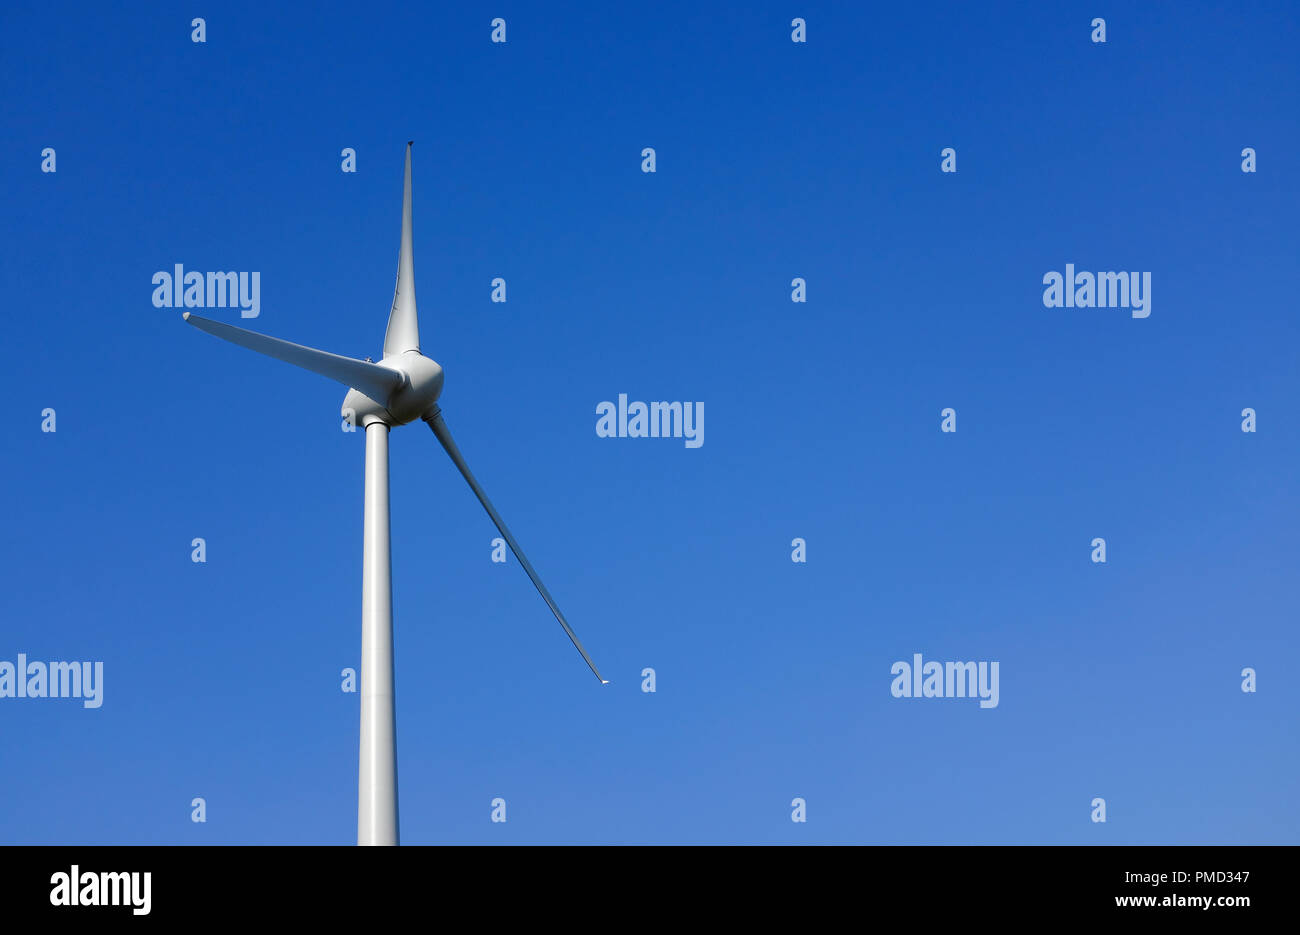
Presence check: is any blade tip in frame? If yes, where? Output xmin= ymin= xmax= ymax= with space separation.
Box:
xmin=182 ymin=311 xmax=191 ymax=321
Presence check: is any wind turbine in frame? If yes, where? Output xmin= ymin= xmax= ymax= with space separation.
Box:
xmin=183 ymin=142 xmax=607 ymax=846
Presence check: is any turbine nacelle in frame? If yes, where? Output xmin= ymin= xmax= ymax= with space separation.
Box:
xmin=342 ymin=350 xmax=444 ymax=427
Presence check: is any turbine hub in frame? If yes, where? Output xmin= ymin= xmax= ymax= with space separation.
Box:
xmin=341 ymin=350 xmax=443 ymax=427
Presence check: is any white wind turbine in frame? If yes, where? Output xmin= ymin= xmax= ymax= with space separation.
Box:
xmin=183 ymin=142 xmax=607 ymax=846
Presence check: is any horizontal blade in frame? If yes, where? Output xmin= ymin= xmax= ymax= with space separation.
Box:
xmin=426 ymin=410 xmax=608 ymax=684
xmin=184 ymin=312 xmax=405 ymax=404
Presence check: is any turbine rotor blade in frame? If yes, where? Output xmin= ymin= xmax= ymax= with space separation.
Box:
xmin=184 ymin=312 xmax=405 ymax=404
xmin=383 ymin=142 xmax=420 ymax=357
xmin=425 ymin=409 xmax=607 ymax=684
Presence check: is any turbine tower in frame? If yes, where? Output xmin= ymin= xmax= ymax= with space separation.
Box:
xmin=184 ymin=142 xmax=607 ymax=846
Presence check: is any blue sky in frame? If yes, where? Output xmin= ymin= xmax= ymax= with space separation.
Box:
xmin=1 ymin=1 xmax=1297 ymax=844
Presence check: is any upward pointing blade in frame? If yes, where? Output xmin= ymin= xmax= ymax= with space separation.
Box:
xmin=383 ymin=142 xmax=420 ymax=357
xmin=424 ymin=409 xmax=608 ymax=684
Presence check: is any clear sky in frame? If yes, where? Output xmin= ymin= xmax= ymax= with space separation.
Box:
xmin=1 ymin=1 xmax=1297 ymax=844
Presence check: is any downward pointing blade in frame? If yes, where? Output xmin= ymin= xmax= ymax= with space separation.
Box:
xmin=183 ymin=312 xmax=405 ymax=404
xmin=425 ymin=410 xmax=608 ymax=684
xmin=383 ymin=142 xmax=420 ymax=357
